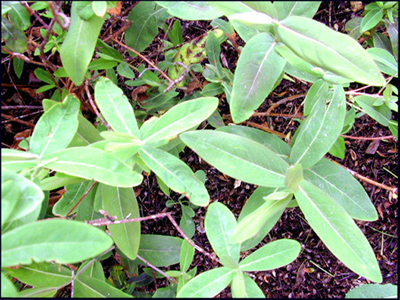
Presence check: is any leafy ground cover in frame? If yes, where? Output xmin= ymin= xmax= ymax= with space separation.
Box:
xmin=1 ymin=1 xmax=397 ymax=298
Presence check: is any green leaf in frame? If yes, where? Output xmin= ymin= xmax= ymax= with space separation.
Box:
xmin=277 ymin=16 xmax=385 ymax=86
xmin=177 ymin=267 xmax=235 ymax=298
xmin=1 ymin=272 xmax=19 ymax=297
xmin=294 ymin=180 xmax=382 ymax=283
xmin=285 ymin=164 xmax=304 ymax=192
xmin=360 ymin=9 xmax=383 ymax=33
xmin=125 ymin=2 xmax=170 ymax=55
xmin=139 ymin=146 xmax=209 ymax=206
xmin=303 ymin=79 xmax=329 ymax=116
xmin=1 ymin=219 xmax=113 ymax=267
xmin=4 ymin=262 xmax=71 ymax=288
xmin=68 ymin=113 xmax=104 ymax=147
xmin=239 ymin=239 xmax=301 ymax=271
xmin=1 ymin=149 xmax=39 ymax=172
xmin=238 ymin=187 xmax=285 ymax=251
xmin=231 ymin=194 xmax=292 ymax=244
xmin=34 ymin=68 xmax=54 ymax=85
xmin=366 ymin=48 xmax=398 ymax=76
xmin=180 ymin=240 xmax=195 ymax=273
xmin=1 ymin=169 xmax=44 ymax=226
xmin=138 ymin=234 xmax=183 ymax=267
xmin=181 ymin=130 xmax=289 ymax=187
xmin=388 ymin=120 xmax=398 ymax=139
xmin=168 ymin=19 xmax=183 ymax=46
xmin=42 ymin=147 xmax=143 ymax=187
xmin=1 ymin=16 xmax=27 ymax=53
xmin=345 ymin=283 xmax=398 ymax=298
xmin=230 ymin=33 xmax=285 ymax=123
xmin=231 ymin=270 xmax=246 ymax=298
xmin=385 ymin=18 xmax=398 ymax=60
xmin=208 ymin=2 xmax=255 ymax=17
xmin=74 ymin=274 xmax=132 ymax=297
xmin=141 ymin=97 xmax=218 ymax=146
xmin=60 ymin=2 xmax=105 ymax=86
xmin=274 ymin=1 xmax=321 ymax=20
xmin=95 ymin=77 xmax=140 ymax=138
xmin=156 ymin=1 xmax=222 ymax=20
xmin=329 ymin=136 xmax=346 ymax=159
xmin=117 ymin=61 xmax=135 ymax=78
xmin=12 ymin=56 xmax=24 ymax=78
xmin=88 ymin=58 xmax=119 ymax=70
xmin=92 ymin=1 xmax=107 ymax=17
xmin=304 ymin=158 xmax=378 ymax=221
xmin=205 ymin=202 xmax=241 ymax=263
xmin=290 ymin=85 xmax=346 ymax=169
xmin=355 ymin=95 xmax=391 ymax=126
xmin=101 ymin=185 xmax=141 ymax=260
xmin=52 ymin=180 xmax=96 ymax=217
xmin=206 ymin=31 xmax=223 ymax=74
xmin=7 ymin=2 xmax=31 ymax=30
xmin=29 ymin=95 xmax=80 ymax=157
xmin=18 ymin=287 xmax=58 ymax=298
xmin=345 ymin=17 xmax=363 ymax=40
xmin=242 ymin=273 xmax=265 ymax=298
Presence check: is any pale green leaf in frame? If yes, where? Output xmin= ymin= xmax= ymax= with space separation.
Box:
xmin=92 ymin=1 xmax=107 ymax=17
xmin=285 ymin=164 xmax=304 ymax=192
xmin=294 ymin=181 xmax=382 ymax=282
xmin=304 ymin=158 xmax=378 ymax=221
xmin=139 ymin=146 xmax=209 ymax=206
xmin=355 ymin=95 xmax=391 ymax=126
xmin=277 ymin=16 xmax=385 ymax=86
xmin=360 ymin=9 xmax=383 ymax=33
xmin=388 ymin=120 xmax=397 ymax=139
xmin=101 ymin=185 xmax=141 ymax=260
xmin=1 ymin=219 xmax=113 ymax=267
xmin=242 ymin=273 xmax=265 ymax=298
xmin=42 ymin=147 xmax=143 ymax=187
xmin=29 ymin=95 xmax=80 ymax=157
xmin=346 ymin=283 xmax=398 ymax=298
xmin=239 ymin=239 xmax=301 ymax=271
xmin=274 ymin=1 xmax=321 ymax=20
xmin=290 ymin=85 xmax=346 ymax=169
xmin=60 ymin=2 xmax=105 ymax=86
xmin=1 ymin=272 xmax=19 ymax=298
xmin=208 ymin=1 xmax=255 ymax=17
xmin=230 ymin=33 xmax=285 ymax=123
xmin=303 ymin=79 xmax=329 ymax=116
xmin=68 ymin=113 xmax=104 ymax=147
xmin=177 ymin=267 xmax=235 ymax=298
xmin=181 ymin=130 xmax=289 ymax=187
xmin=180 ymin=240 xmax=195 ymax=273
xmin=205 ymin=202 xmax=240 ymax=263
xmin=141 ymin=97 xmax=218 ymax=146
xmin=18 ymin=287 xmax=58 ymax=298
xmin=156 ymin=1 xmax=222 ymax=20
xmin=231 ymin=270 xmax=246 ymax=298
xmin=4 ymin=262 xmax=71 ymax=288
xmin=138 ymin=234 xmax=183 ymax=267
xmin=1 ymin=149 xmax=39 ymax=172
xmin=385 ymin=18 xmax=398 ymax=60
xmin=116 ymin=61 xmax=135 ymax=78
xmin=7 ymin=2 xmax=31 ymax=30
xmin=95 ymin=77 xmax=140 ymax=138
xmin=366 ymin=48 xmax=398 ymax=76
xmin=74 ymin=275 xmax=132 ymax=297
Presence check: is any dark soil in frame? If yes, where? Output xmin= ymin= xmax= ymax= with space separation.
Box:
xmin=1 ymin=1 xmax=397 ymax=298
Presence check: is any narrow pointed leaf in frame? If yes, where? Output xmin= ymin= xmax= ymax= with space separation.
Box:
xmin=139 ymin=146 xmax=209 ymax=206
xmin=177 ymin=267 xmax=235 ymax=298
xmin=2 ymin=219 xmax=113 ymax=267
xmin=18 ymin=287 xmax=58 ymax=298
xmin=205 ymin=202 xmax=240 ymax=263
xmin=141 ymin=97 xmax=218 ymax=146
xmin=60 ymin=2 xmax=105 ymax=86
xmin=355 ymin=95 xmax=391 ymax=126
xmin=304 ymin=158 xmax=378 ymax=221
xmin=180 ymin=240 xmax=195 ymax=273
xmin=101 ymin=185 xmax=141 ymax=260
xmin=294 ymin=181 xmax=382 ymax=282
xmin=239 ymin=239 xmax=301 ymax=271
xmin=231 ymin=270 xmax=246 ymax=298
xmin=303 ymin=79 xmax=329 ymax=116
xmin=94 ymin=77 xmax=140 ymax=138
xmin=42 ymin=147 xmax=143 ymax=187
xmin=181 ymin=130 xmax=289 ymax=187
xmin=290 ymin=85 xmax=346 ymax=169
xmin=277 ymin=16 xmax=385 ymax=86
xmin=29 ymin=95 xmax=80 ymax=157
xmin=230 ymin=33 xmax=285 ymax=123
xmin=4 ymin=262 xmax=71 ymax=288
xmin=74 ymin=275 xmax=132 ymax=297
xmin=360 ymin=9 xmax=383 ymax=33
xmin=242 ymin=274 xmax=265 ymax=298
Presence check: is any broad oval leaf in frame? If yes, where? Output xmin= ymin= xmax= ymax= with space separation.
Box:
xmin=155 ymin=1 xmax=222 ymax=20
xmin=94 ymin=77 xmax=140 ymax=138
xmin=230 ymin=33 xmax=286 ymax=123
xmin=139 ymin=146 xmax=210 ymax=206
xmin=366 ymin=48 xmax=398 ymax=76
xmin=274 ymin=1 xmax=321 ymax=20
xmin=177 ymin=267 xmax=235 ymax=298
xmin=138 ymin=234 xmax=183 ymax=267
xmin=42 ymin=147 xmax=143 ymax=187
xmin=239 ymin=239 xmax=301 ymax=271
xmin=346 ymin=283 xmax=398 ymax=298
xmin=29 ymin=95 xmax=80 ymax=158
xmin=304 ymin=158 xmax=378 ymax=221
xmin=294 ymin=180 xmax=382 ymax=283
xmin=205 ymin=202 xmax=241 ymax=263
xmin=290 ymin=85 xmax=346 ymax=169
xmin=277 ymin=16 xmax=385 ymax=86
xmin=101 ymin=185 xmax=141 ymax=260
xmin=74 ymin=274 xmax=132 ymax=297
xmin=141 ymin=97 xmax=219 ymax=146
xmin=4 ymin=262 xmax=71 ymax=288
xmin=180 ymin=130 xmax=289 ymax=187
xmin=60 ymin=2 xmax=105 ymax=86
xmin=1 ymin=219 xmax=113 ymax=267
xmin=2 ymin=169 xmax=44 ymax=226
